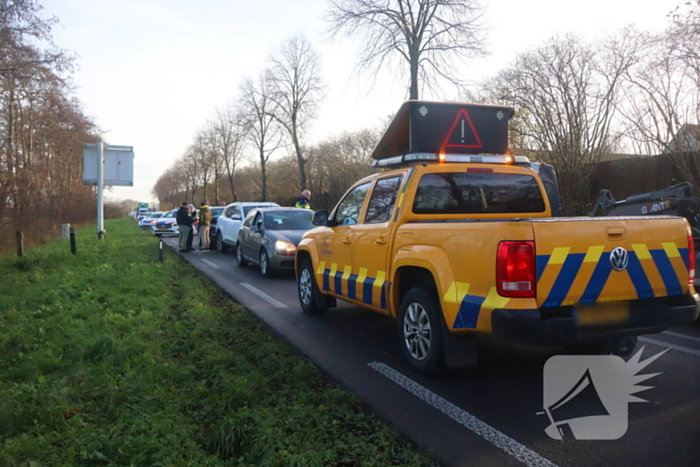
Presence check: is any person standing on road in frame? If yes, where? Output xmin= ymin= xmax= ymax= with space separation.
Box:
xmin=186 ymin=203 xmax=197 ymax=251
xmin=295 ymin=189 xmax=311 ymax=209
xmin=176 ymin=203 xmax=193 ymax=252
xmin=198 ymin=201 xmax=212 ymax=250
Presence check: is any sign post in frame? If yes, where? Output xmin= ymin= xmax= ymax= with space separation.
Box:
xmin=97 ymin=142 xmax=105 ymax=239
xmin=83 ymin=143 xmax=134 ymax=240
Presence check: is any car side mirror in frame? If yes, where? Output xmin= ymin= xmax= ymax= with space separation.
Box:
xmin=312 ymin=210 xmax=329 ymax=226
xmin=231 ymin=215 xmax=241 ymax=221
xmin=251 ymin=225 xmax=260 ymax=233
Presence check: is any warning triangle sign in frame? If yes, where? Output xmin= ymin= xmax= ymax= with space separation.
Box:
xmin=442 ymin=109 xmax=483 ymax=149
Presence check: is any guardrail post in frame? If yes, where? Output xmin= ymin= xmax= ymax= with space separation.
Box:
xmin=16 ymin=231 xmax=23 ymax=257
xmin=69 ymin=228 xmax=77 ymax=255
xmin=159 ymin=239 xmax=164 ymax=262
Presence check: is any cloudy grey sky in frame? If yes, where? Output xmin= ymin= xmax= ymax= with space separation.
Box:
xmin=43 ymin=0 xmax=681 ymax=203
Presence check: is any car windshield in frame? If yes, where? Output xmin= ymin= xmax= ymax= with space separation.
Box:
xmin=211 ymin=207 xmax=224 ymax=217
xmin=164 ymin=210 xmax=177 ymax=218
xmin=264 ymin=211 xmax=314 ymax=231
xmin=148 ymin=213 xmax=163 ymax=219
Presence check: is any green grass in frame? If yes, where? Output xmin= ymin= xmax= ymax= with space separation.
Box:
xmin=0 ymin=218 xmax=438 ymax=467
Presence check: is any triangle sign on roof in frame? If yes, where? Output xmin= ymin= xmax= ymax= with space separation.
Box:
xmin=442 ymin=108 xmax=483 ymax=149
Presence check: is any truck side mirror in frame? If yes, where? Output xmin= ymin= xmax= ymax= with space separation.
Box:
xmin=312 ymin=210 xmax=329 ymax=226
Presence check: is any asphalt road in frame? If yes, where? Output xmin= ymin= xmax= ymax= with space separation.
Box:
xmin=162 ymin=237 xmax=700 ymax=467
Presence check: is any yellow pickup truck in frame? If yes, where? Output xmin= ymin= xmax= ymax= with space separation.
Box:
xmin=295 ymin=101 xmax=699 ymax=373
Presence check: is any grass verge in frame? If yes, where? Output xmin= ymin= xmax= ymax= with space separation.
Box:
xmin=0 ymin=217 xmax=438 ymax=466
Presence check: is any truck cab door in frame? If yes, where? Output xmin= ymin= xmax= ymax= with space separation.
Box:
xmin=317 ymin=182 xmax=371 ymax=298
xmin=352 ymin=175 xmax=404 ymax=314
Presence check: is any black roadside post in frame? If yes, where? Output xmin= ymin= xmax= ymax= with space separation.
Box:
xmin=69 ymin=228 xmax=77 ymax=255
xmin=16 ymin=231 xmax=24 ymax=257
xmin=158 ymin=238 xmax=163 ymax=262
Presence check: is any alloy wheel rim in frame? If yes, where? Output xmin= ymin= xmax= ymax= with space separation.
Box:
xmin=236 ymin=245 xmax=242 ymax=262
xmin=403 ymin=302 xmax=431 ymax=361
xmin=299 ymin=269 xmax=312 ymax=305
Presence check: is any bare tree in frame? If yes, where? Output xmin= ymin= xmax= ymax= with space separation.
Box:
xmin=212 ymin=102 xmax=247 ymax=203
xmin=240 ymin=72 xmax=284 ymax=201
xmin=484 ymin=34 xmax=639 ymax=215
xmin=327 ymin=0 xmax=487 ymax=99
xmin=268 ymin=34 xmax=324 ymax=191
xmin=616 ymin=8 xmax=700 ymax=189
xmin=0 ymin=0 xmax=97 ymax=249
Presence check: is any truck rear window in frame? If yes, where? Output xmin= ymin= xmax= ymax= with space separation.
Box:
xmin=412 ymin=172 xmax=546 ymax=214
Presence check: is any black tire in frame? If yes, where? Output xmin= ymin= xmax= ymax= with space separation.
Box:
xmin=260 ymin=249 xmax=273 ymax=278
xmin=236 ymin=242 xmax=248 ymax=267
xmin=217 ymin=232 xmax=228 ymax=253
xmin=398 ymin=287 xmax=445 ymax=374
xmin=298 ymin=259 xmax=327 ymax=314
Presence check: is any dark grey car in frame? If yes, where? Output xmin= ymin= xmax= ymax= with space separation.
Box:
xmin=235 ymin=208 xmax=314 ymax=278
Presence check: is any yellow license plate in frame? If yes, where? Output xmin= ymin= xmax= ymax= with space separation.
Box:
xmin=575 ymin=302 xmax=630 ymax=326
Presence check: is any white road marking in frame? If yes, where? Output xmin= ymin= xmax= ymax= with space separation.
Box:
xmin=368 ymin=362 xmax=559 ymax=467
xmin=639 ymin=337 xmax=700 ymax=357
xmin=662 ymin=330 xmax=700 ymax=343
xmin=240 ymin=283 xmax=288 ymax=309
xmin=201 ymin=259 xmax=221 ymax=270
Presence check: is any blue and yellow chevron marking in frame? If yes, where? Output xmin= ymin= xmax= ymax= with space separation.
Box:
xmin=446 ymin=284 xmax=511 ymax=329
xmin=319 ymin=265 xmax=388 ymax=310
xmin=537 ymin=243 xmax=688 ymax=307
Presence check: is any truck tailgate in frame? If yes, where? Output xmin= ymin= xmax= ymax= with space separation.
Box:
xmin=533 ymin=216 xmax=692 ymax=308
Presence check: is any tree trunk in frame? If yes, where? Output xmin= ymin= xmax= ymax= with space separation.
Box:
xmin=409 ymin=52 xmax=419 ymax=100
xmin=293 ymin=131 xmax=306 ymax=190
xmin=260 ymin=146 xmax=267 ymax=201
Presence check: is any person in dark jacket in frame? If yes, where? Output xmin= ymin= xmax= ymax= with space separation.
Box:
xmin=198 ymin=201 xmax=213 ymax=250
xmin=295 ymin=189 xmax=311 ymax=209
xmin=176 ymin=203 xmax=193 ymax=252
xmin=186 ymin=204 xmax=197 ymax=251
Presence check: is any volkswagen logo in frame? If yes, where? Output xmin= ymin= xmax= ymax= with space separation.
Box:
xmin=610 ymin=247 xmax=629 ymax=271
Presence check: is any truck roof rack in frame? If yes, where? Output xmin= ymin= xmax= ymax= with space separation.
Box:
xmin=372 ymin=152 xmax=530 ymax=167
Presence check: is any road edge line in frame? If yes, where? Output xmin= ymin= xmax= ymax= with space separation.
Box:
xmin=368 ymin=362 xmax=559 ymax=467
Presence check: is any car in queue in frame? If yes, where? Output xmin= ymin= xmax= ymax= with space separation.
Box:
xmin=138 ymin=211 xmax=164 ymax=230
xmin=207 ymin=206 xmax=226 ymax=246
xmin=236 ymin=207 xmax=315 ymax=278
xmin=215 ymin=201 xmax=280 ymax=252
xmin=151 ymin=209 xmax=179 ymax=237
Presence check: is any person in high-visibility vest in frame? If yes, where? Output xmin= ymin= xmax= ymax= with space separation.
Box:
xmin=295 ymin=189 xmax=311 ymax=209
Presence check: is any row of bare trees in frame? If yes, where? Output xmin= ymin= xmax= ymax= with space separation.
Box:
xmin=471 ymin=1 xmax=700 ymax=214
xmin=153 ymin=34 xmax=332 ymax=207
xmin=155 ymin=1 xmax=700 ymax=216
xmin=0 ymin=0 xmax=98 ymax=250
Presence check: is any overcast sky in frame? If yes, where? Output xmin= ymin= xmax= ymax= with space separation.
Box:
xmin=42 ymin=0 xmax=682 ymax=204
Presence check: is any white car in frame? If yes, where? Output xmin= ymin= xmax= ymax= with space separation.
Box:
xmin=138 ymin=211 xmax=164 ymax=230
xmin=215 ymin=201 xmax=279 ymax=252
xmin=151 ymin=209 xmax=179 ymax=237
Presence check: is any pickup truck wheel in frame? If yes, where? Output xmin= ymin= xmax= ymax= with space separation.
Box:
xmin=260 ymin=249 xmax=273 ymax=278
xmin=398 ymin=287 xmax=445 ymax=374
xmin=298 ymin=259 xmax=327 ymax=314
xmin=236 ymin=242 xmax=248 ymax=267
xmin=216 ymin=232 xmax=228 ymax=253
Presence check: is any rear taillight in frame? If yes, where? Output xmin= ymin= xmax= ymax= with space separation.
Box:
xmin=497 ymin=241 xmax=536 ymax=298
xmin=688 ymin=235 xmax=695 ymax=286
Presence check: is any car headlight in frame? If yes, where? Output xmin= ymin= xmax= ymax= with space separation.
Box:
xmin=275 ymin=240 xmax=297 ymax=254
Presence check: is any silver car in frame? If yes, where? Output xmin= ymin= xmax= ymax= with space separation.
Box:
xmin=235 ymin=207 xmax=315 ymax=278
